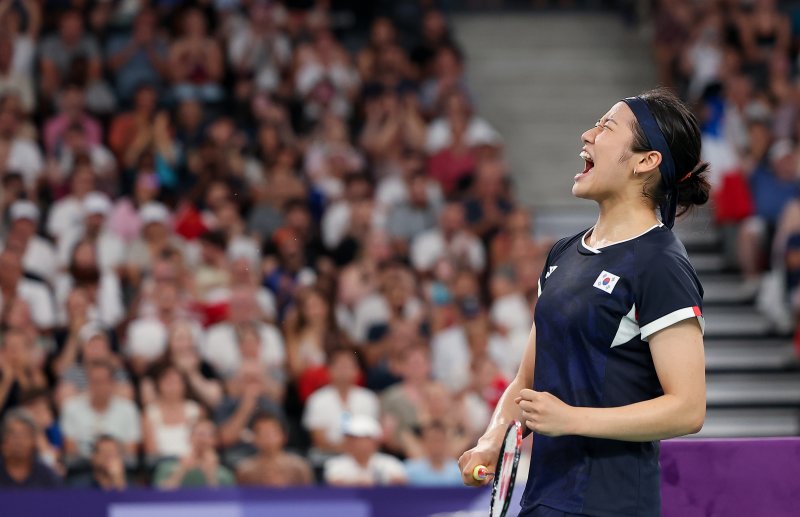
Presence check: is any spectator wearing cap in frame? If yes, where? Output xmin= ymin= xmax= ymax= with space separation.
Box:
xmin=5 ymin=200 xmax=58 ymax=285
xmin=323 ymin=414 xmax=406 ymax=486
xmin=54 ymin=326 xmax=132 ymax=408
xmin=126 ymin=202 xmax=186 ymax=286
xmin=60 ymin=361 xmax=141 ymax=461
xmin=0 ymin=249 xmax=55 ymax=330
xmin=235 ymin=412 xmax=313 ymax=487
xmin=410 ymin=200 xmax=485 ymax=274
xmin=57 ymin=192 xmax=126 ymax=273
xmin=0 ymin=409 xmax=61 ymax=489
xmin=153 ymin=417 xmax=234 ymax=489
xmin=54 ymin=238 xmax=124 ymax=329
xmin=404 ymin=421 xmax=462 ymax=486
xmin=46 ymin=163 xmax=97 ymax=243
xmin=302 ymin=347 xmax=379 ymax=465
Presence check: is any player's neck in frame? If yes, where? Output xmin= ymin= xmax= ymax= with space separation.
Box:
xmin=591 ymin=202 xmax=660 ymax=248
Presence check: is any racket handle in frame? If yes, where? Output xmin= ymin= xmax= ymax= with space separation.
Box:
xmin=472 ymin=465 xmax=489 ymax=481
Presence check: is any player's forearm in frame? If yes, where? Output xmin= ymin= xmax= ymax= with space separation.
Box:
xmin=571 ymin=393 xmax=705 ymax=441
xmin=479 ymin=376 xmax=526 ymax=448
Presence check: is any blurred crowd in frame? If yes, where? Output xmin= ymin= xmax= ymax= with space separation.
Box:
xmin=655 ymin=0 xmax=800 ymax=340
xmin=0 ymin=0 xmax=551 ymax=490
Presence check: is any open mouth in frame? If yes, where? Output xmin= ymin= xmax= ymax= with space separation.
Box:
xmin=577 ymin=151 xmax=594 ymax=177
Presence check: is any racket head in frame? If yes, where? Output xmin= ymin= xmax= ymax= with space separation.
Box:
xmin=489 ymin=420 xmax=523 ymax=517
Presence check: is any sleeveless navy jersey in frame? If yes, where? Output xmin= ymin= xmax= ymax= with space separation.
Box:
xmin=521 ymin=225 xmax=704 ymax=517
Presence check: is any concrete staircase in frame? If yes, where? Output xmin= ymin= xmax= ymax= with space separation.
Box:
xmin=454 ymin=11 xmax=800 ymax=438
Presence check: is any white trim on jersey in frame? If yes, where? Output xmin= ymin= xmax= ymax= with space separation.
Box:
xmin=581 ymin=223 xmax=664 ymax=254
xmin=640 ymin=306 xmax=705 ymax=341
xmin=610 ymin=305 xmax=640 ymax=348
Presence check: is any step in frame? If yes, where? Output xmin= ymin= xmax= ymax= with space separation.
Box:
xmin=700 ymin=274 xmax=759 ymax=305
xmin=704 ymin=339 xmax=798 ymax=371
xmin=706 ymin=372 xmax=800 ymax=406
xmin=702 ymin=307 xmax=774 ymax=338
xmin=690 ymin=252 xmax=727 ymax=274
xmin=694 ymin=408 xmax=800 ymax=438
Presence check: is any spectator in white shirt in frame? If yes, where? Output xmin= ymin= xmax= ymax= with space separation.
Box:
xmin=57 ymin=191 xmax=126 ymax=273
xmin=323 ymin=414 xmax=406 ymax=486
xmin=302 ymin=347 xmax=379 ymax=462
xmin=0 ymin=95 xmax=43 ymax=189
xmin=61 ymin=361 xmax=141 ymax=460
xmin=5 ymin=200 xmax=58 ymax=285
xmin=0 ymin=249 xmax=55 ymax=330
xmin=411 ymin=200 xmax=485 ymax=273
xmin=46 ymin=163 xmax=96 ymax=242
xmin=202 ymin=286 xmax=284 ymax=378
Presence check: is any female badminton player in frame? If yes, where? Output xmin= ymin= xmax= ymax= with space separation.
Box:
xmin=459 ymin=88 xmax=708 ymax=517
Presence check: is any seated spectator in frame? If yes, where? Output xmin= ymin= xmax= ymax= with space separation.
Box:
xmin=153 ymin=417 xmax=235 ymax=489
xmin=142 ymin=363 xmax=202 ymax=462
xmin=284 ymin=287 xmax=334 ymax=381
xmin=302 ymin=347 xmax=380 ymax=463
xmin=0 ymin=409 xmax=61 ymax=489
xmin=125 ymin=202 xmax=185 ymax=286
xmin=462 ymin=158 xmax=514 ymax=241
xmin=46 ymin=163 xmax=97 ymax=244
xmin=0 ymin=95 xmax=43 ymax=190
xmin=404 ymin=422 xmax=462 ymax=486
xmin=18 ymin=388 xmax=62 ymax=473
xmin=323 ymin=414 xmax=406 ymax=486
xmin=215 ymin=361 xmax=285 ymax=466
xmin=386 ymin=173 xmax=439 ymax=248
xmin=55 ymin=238 xmax=124 ymax=330
xmin=107 ymin=169 xmax=162 ymax=244
xmin=54 ymin=123 xmax=116 ymax=183
xmin=69 ymin=435 xmax=128 ymax=490
xmin=0 ymin=0 xmax=39 ymax=112
xmin=148 ymin=321 xmax=222 ymax=409
xmin=235 ymin=412 xmax=313 ymax=487
xmin=57 ymin=192 xmax=126 ymax=273
xmin=60 ymin=361 xmax=141 ymax=460
xmin=43 ymin=83 xmax=102 ymax=157
xmin=38 ymin=10 xmax=114 ymax=113
xmin=5 ymin=200 xmax=58 ymax=286
xmin=0 ymin=329 xmax=47 ymax=414
xmin=202 ymin=286 xmax=285 ymax=378
xmin=411 ymin=200 xmax=485 ymax=274
xmin=167 ymin=7 xmax=224 ymax=104
xmin=105 ymin=9 xmax=168 ymax=103
xmin=376 ymin=149 xmax=443 ymax=214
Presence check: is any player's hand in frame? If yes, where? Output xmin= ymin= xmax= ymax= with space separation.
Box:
xmin=515 ymin=389 xmax=576 ymax=437
xmin=458 ymin=442 xmax=499 ymax=487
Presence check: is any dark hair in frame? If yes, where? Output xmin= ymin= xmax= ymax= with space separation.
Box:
xmin=628 ymin=88 xmax=711 ymax=218
xmin=91 ymin=434 xmax=121 ymax=454
xmin=1 ymin=408 xmax=38 ymax=440
xmin=250 ymin=411 xmax=287 ymax=435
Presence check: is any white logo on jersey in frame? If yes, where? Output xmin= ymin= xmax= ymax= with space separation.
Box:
xmin=545 ymin=266 xmax=558 ymax=278
xmin=593 ymin=270 xmax=620 ymax=294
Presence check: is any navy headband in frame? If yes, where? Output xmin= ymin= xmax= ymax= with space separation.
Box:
xmin=622 ymin=96 xmax=679 ymax=229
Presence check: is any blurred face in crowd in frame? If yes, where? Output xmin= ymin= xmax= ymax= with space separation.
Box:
xmin=423 ymin=10 xmax=447 ymax=43
xmin=134 ymin=172 xmax=160 ymax=204
xmin=328 ymin=351 xmax=359 ymax=388
xmin=475 ymin=159 xmax=506 ymax=198
xmin=157 ymin=366 xmax=186 ymax=403
xmin=402 ymin=346 xmax=430 ymax=384
xmin=92 ymin=437 xmax=123 ymax=473
xmin=2 ymin=330 xmax=29 ymax=369
xmin=60 ymin=11 xmax=84 ymax=44
xmin=87 ymin=364 xmax=115 ymax=406
xmin=191 ymin=419 xmax=217 ymax=454
xmin=228 ymin=288 xmax=257 ymax=324
xmin=439 ymin=203 xmax=465 ymax=236
xmin=71 ymin=165 xmax=96 ymax=197
xmin=344 ymin=434 xmax=378 ymax=466
xmin=155 ymin=281 xmax=180 ymax=314
xmin=252 ymin=417 xmax=286 ymax=455
xmin=72 ymin=241 xmax=98 ymax=269
xmin=237 ymin=325 xmax=262 ymax=361
xmin=4 ymin=297 xmax=32 ymax=330
xmin=134 ymin=85 xmax=158 ymax=114
xmin=183 ymin=9 xmax=208 ymax=39
xmin=1 ymin=417 xmax=35 ymax=463
xmin=301 ymin=289 xmax=328 ymax=323
xmin=408 ymin=175 xmax=429 ymax=207
xmin=771 ymin=146 xmax=799 ymax=181
xmin=61 ymin=87 xmax=86 ymax=117
xmin=82 ymin=334 xmax=112 ymax=364
xmin=505 ymin=209 xmax=531 ymax=235
xmin=421 ymin=424 xmax=449 ymax=464
xmin=370 ymin=17 xmax=395 ymax=48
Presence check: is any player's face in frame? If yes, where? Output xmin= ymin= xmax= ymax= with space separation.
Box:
xmin=573 ymin=102 xmax=639 ymax=202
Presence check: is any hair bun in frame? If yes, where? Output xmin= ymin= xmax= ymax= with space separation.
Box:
xmin=676 ymin=161 xmax=711 ymax=212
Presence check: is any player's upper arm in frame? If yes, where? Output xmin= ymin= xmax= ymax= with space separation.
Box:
xmin=514 ymin=323 xmax=536 ymax=388
xmin=648 ymin=318 xmax=706 ymax=430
